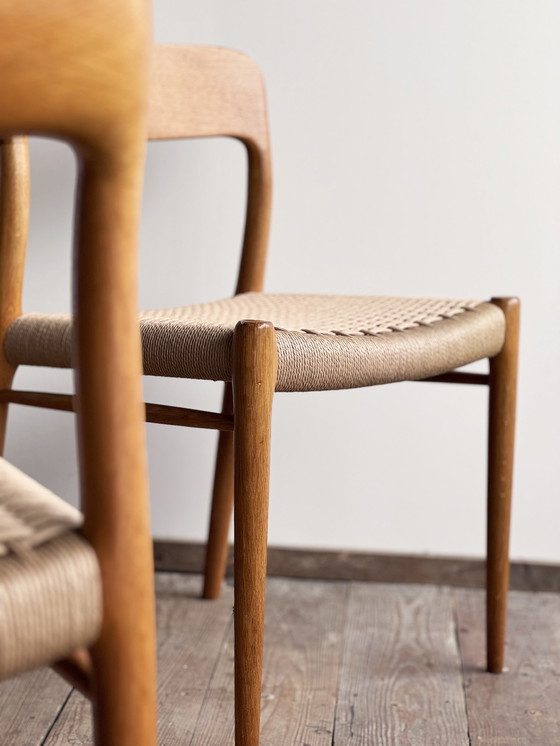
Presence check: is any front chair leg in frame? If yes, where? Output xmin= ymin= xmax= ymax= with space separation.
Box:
xmin=487 ymin=297 xmax=520 ymax=673
xmin=232 ymin=320 xmax=277 ymax=746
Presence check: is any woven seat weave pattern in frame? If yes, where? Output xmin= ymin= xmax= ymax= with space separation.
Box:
xmin=0 ymin=459 xmax=101 ymax=679
xmin=4 ymin=293 xmax=506 ymax=392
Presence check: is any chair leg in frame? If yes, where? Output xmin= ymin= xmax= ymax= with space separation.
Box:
xmin=203 ymin=383 xmax=234 ymax=599
xmin=0 ymin=366 xmax=15 ymax=456
xmin=232 ymin=320 xmax=277 ymax=746
xmin=487 ymin=297 xmax=520 ymax=673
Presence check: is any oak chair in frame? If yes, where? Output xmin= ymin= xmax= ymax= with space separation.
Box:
xmin=0 ymin=2 xmax=157 ymax=745
xmin=0 ymin=44 xmax=519 ymax=746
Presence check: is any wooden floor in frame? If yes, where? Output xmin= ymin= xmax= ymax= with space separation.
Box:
xmin=2 ymin=573 xmax=560 ymax=745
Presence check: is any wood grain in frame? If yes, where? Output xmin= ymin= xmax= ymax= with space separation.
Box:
xmin=203 ymin=383 xmax=235 ymax=599
xmin=335 ymin=583 xmax=469 ymax=746
xmin=232 ymin=320 xmax=277 ymax=746
xmin=455 ymin=588 xmax=560 ymax=745
xmin=0 ymin=668 xmax=70 ymax=745
xmin=148 ymin=46 xmax=272 ymax=296
xmin=4 ymin=579 xmax=560 ymax=745
xmin=258 ymin=579 xmax=347 ymax=746
xmin=156 ymin=574 xmax=235 ymax=745
xmin=190 ymin=577 xmax=348 ymax=746
xmin=486 ymin=297 xmax=520 ymax=672
xmin=44 ymin=574 xmax=235 ymax=746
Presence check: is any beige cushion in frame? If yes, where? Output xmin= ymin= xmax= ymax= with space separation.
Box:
xmin=4 ymin=293 xmax=505 ymax=392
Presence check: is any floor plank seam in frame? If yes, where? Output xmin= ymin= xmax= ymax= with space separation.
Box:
xmin=39 ymin=685 xmax=74 ymax=746
xmin=330 ymin=581 xmax=352 ymax=746
xmin=187 ymin=603 xmax=234 ymax=746
xmin=452 ymin=591 xmax=473 ymax=746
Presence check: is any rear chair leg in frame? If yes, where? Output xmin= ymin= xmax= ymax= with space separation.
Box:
xmin=0 ymin=366 xmax=15 ymax=456
xmin=232 ymin=320 xmax=277 ymax=746
xmin=203 ymin=383 xmax=234 ymax=599
xmin=487 ymin=297 xmax=520 ymax=673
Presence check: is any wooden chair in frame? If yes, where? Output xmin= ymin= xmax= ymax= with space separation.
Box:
xmin=0 ymin=44 xmax=519 ymax=746
xmin=0 ymin=2 xmax=157 ymax=745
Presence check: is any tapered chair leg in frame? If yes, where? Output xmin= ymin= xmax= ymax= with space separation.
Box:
xmin=203 ymin=383 xmax=234 ymax=599
xmin=76 ymin=164 xmax=157 ymax=746
xmin=486 ymin=297 xmax=520 ymax=673
xmin=232 ymin=320 xmax=277 ymax=746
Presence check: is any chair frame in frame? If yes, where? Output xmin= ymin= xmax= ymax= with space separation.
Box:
xmin=0 ymin=42 xmax=519 ymax=746
xmin=0 ymin=2 xmax=156 ymax=745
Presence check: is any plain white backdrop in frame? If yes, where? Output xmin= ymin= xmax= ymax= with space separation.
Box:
xmin=5 ymin=1 xmax=560 ymax=562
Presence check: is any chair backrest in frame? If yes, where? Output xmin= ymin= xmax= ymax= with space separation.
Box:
xmin=0 ymin=2 xmax=156 ymax=740
xmin=148 ymin=45 xmax=272 ymax=294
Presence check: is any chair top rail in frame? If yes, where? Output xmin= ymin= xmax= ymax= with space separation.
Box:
xmin=148 ymin=45 xmax=269 ymax=152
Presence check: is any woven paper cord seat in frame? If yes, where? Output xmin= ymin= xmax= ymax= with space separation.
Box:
xmin=4 ymin=293 xmax=505 ymax=392
xmin=0 ymin=458 xmax=102 ymax=679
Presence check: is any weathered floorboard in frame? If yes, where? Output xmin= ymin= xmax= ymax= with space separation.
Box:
xmin=3 ymin=578 xmax=560 ymax=745
xmin=455 ymin=588 xmax=560 ymax=745
xmin=334 ymin=583 xmax=469 ymax=746
xmin=44 ymin=573 xmax=234 ymax=746
xmin=190 ymin=577 xmax=348 ymax=746
xmin=0 ymin=668 xmax=70 ymax=745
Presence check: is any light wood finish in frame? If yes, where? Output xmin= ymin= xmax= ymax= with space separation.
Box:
xmin=456 ymin=589 xmax=560 ymax=744
xmin=148 ymin=45 xmax=272 ymax=295
xmin=486 ymin=297 xmax=520 ymax=673
xmin=0 ymin=389 xmax=233 ymax=431
xmin=75 ymin=96 xmax=157 ymax=746
xmin=0 ymin=2 xmax=156 ymax=745
xmin=203 ymin=383 xmax=235 ymax=599
xmin=232 ymin=321 xmax=277 ymax=746
xmin=0 ymin=137 xmax=29 ymax=455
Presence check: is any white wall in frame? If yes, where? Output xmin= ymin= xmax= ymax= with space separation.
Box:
xmin=5 ymin=1 xmax=560 ymax=561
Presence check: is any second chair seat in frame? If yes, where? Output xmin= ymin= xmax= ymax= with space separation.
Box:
xmin=4 ymin=293 xmax=505 ymax=391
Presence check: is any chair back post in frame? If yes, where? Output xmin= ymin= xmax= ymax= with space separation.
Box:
xmin=148 ymin=45 xmax=273 ymax=294
xmin=0 ymin=137 xmax=29 ymax=453
xmin=235 ymin=136 xmax=272 ymax=293
xmin=0 ymin=2 xmax=156 ymax=743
